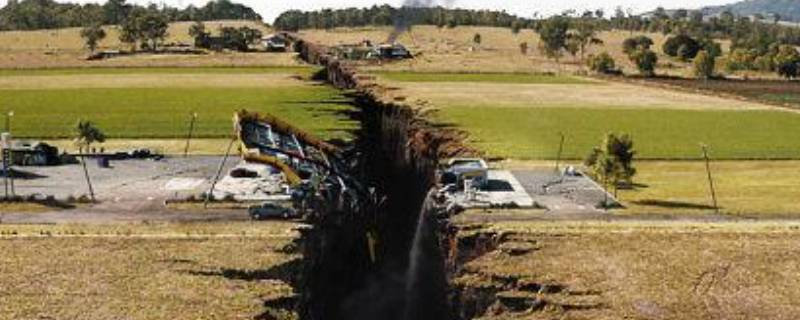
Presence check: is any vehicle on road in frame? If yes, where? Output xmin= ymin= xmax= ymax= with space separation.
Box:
xmin=248 ymin=202 xmax=297 ymax=220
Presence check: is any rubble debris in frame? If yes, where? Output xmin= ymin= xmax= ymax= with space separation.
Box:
xmin=232 ymin=110 xmax=375 ymax=219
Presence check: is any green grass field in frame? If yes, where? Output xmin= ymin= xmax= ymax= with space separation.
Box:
xmin=375 ymin=71 xmax=592 ymax=84
xmin=0 ymin=67 xmax=355 ymax=140
xmin=2 ymin=87 xmax=354 ymax=139
xmin=0 ymin=66 xmax=316 ymax=77
xmin=441 ymin=107 xmax=800 ymax=160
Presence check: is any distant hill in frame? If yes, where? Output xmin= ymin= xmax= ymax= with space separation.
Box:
xmin=702 ymin=0 xmax=800 ymax=22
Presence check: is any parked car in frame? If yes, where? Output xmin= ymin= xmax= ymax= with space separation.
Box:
xmin=248 ymin=203 xmax=297 ymax=220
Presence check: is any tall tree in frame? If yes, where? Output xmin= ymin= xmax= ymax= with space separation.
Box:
xmin=537 ymin=15 xmax=570 ymax=63
xmin=80 ymin=23 xmax=106 ymax=53
xmin=568 ymin=16 xmax=603 ymax=64
xmin=74 ymin=120 xmax=106 ymax=202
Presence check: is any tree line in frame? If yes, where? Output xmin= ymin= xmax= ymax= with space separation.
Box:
xmin=273 ymin=5 xmax=534 ymax=32
xmin=0 ymin=0 xmax=261 ymax=31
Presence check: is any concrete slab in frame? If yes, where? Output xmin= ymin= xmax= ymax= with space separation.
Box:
xmin=512 ymin=168 xmax=616 ymax=214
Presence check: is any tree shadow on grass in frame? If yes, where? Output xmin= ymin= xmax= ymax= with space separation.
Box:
xmin=632 ymin=199 xmax=718 ymax=210
xmin=183 ymin=257 xmax=303 ymax=319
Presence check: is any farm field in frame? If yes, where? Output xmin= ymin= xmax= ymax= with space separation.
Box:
xmin=0 ymin=66 xmax=356 ymax=140
xmin=375 ymin=72 xmax=800 ymax=160
xmin=0 ymin=222 xmax=300 ymax=320
xmin=0 ymin=20 xmax=299 ymax=68
xmin=303 ymin=26 xmax=703 ymax=75
xmin=374 ymin=71 xmax=592 ymax=84
xmin=454 ymin=219 xmax=800 ymax=320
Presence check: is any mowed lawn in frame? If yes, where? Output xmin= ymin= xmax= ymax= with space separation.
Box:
xmin=381 ymin=72 xmax=800 ymax=160
xmin=0 ymin=67 xmax=355 ymax=140
xmin=442 ymin=107 xmax=800 ymax=160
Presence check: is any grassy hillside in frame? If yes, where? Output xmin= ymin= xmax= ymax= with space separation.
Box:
xmin=302 ymin=26 xmax=700 ymax=76
xmin=0 ymin=20 xmax=299 ymax=68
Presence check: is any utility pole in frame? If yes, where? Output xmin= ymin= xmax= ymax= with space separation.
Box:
xmin=554 ymin=132 xmax=565 ymax=173
xmin=4 ymin=111 xmax=12 ymax=133
xmin=701 ymin=144 xmax=719 ymax=214
xmin=184 ymin=112 xmax=198 ymax=158
xmin=2 ymin=139 xmax=8 ymax=200
xmin=4 ymin=111 xmax=14 ymax=198
xmin=205 ymin=137 xmax=236 ymax=209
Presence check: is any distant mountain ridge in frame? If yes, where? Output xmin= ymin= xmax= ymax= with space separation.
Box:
xmin=702 ymin=0 xmax=800 ymax=22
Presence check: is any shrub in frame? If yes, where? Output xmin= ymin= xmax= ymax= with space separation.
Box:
xmin=663 ymin=34 xmax=700 ymax=59
xmin=630 ymin=49 xmax=658 ymax=77
xmin=774 ymin=45 xmax=800 ymax=79
xmin=587 ymin=52 xmax=617 ymax=74
xmin=694 ymin=50 xmax=716 ymax=79
xmin=623 ymin=36 xmax=653 ymax=55
xmin=755 ymin=54 xmax=775 ymax=72
xmin=725 ymin=48 xmax=758 ymax=72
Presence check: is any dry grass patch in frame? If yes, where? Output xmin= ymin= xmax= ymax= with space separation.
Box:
xmin=386 ymin=78 xmax=777 ymax=111
xmin=457 ymin=221 xmax=800 ymax=319
xmin=0 ymin=222 xmax=301 ymax=320
xmin=0 ymin=20 xmax=300 ymax=68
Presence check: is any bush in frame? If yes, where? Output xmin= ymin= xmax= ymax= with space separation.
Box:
xmin=587 ymin=52 xmax=617 ymax=74
xmin=774 ymin=45 xmax=800 ymax=79
xmin=623 ymin=36 xmax=653 ymax=55
xmin=725 ymin=48 xmax=757 ymax=72
xmin=694 ymin=50 xmax=716 ymax=79
xmin=663 ymin=34 xmax=700 ymax=59
xmin=630 ymin=49 xmax=658 ymax=77
xmin=755 ymin=54 xmax=775 ymax=71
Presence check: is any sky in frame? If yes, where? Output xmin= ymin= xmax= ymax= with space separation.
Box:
xmin=0 ymin=0 xmax=741 ymax=23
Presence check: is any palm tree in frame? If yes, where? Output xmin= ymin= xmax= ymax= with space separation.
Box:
xmin=74 ymin=120 xmax=106 ymax=202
